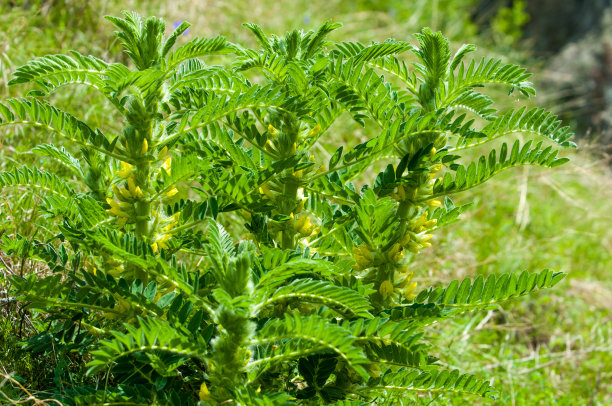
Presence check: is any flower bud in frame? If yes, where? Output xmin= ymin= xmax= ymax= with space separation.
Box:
xmin=165 ymin=187 xmax=178 ymax=198
xmin=400 ymin=233 xmax=411 ymax=246
xmin=419 ymin=234 xmax=433 ymax=243
xmin=379 ymin=280 xmax=394 ymax=298
xmin=309 ymin=124 xmax=321 ymax=136
xmin=133 ymin=186 xmax=145 ymax=198
xmin=118 ymin=161 xmax=132 ymax=179
xmin=387 ymin=243 xmax=404 ymax=262
xmin=428 ymin=199 xmax=442 ymax=207
xmin=127 ymin=176 xmax=138 ymax=196
xmin=403 ymin=281 xmax=418 ymax=300
xmin=199 ymin=382 xmax=213 ymax=402
xmin=112 ymin=184 xmax=131 ymax=202
xmin=161 ymin=157 xmax=172 ymax=174
xmin=352 ymin=244 xmax=374 ymax=270
xmin=141 ymin=138 xmax=148 ymax=154
xmin=268 ymin=124 xmax=279 ymax=136
xmin=425 ymin=219 xmax=437 ymax=228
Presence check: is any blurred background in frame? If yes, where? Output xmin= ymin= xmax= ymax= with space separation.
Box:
xmin=0 ymin=1 xmax=611 ymax=404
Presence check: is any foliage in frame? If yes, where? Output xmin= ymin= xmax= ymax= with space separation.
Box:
xmin=0 ymin=11 xmax=575 ymax=405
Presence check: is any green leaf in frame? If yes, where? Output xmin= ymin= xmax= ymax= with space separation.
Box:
xmin=413 ymin=269 xmax=565 ymax=315
xmin=366 ymin=368 xmax=497 ymax=399
xmin=258 ymin=279 xmax=373 ymax=318
xmin=251 ymin=314 xmax=369 ymax=379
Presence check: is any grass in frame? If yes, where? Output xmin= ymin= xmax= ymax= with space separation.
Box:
xmin=417 ymin=148 xmax=612 ymax=405
xmin=0 ymin=1 xmax=610 ymax=404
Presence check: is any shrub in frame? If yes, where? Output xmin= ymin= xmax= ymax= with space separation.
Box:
xmin=0 ymin=11 xmax=575 ymax=405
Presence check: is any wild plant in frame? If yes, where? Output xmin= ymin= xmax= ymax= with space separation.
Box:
xmin=0 ymin=11 xmax=574 ymax=405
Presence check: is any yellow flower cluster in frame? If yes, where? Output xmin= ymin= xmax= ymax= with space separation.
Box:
xmin=397 ymin=270 xmax=418 ymax=300
xmin=352 ymin=244 xmax=374 ymax=270
xmin=293 ymin=215 xmax=316 ymax=237
xmin=387 ymin=243 xmax=404 ymax=262
xmin=117 ymin=161 xmax=133 ymax=179
xmin=380 ymin=271 xmax=418 ymax=301
xmin=151 ymin=212 xmax=180 ymax=253
xmin=379 ymin=280 xmax=394 ymax=298
xmin=108 ymin=162 xmax=151 ymax=227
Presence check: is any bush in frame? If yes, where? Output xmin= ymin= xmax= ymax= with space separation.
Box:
xmin=0 ymin=11 xmax=575 ymax=405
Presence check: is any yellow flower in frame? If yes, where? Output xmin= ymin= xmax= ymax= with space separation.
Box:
xmin=106 ymin=198 xmax=129 ymax=218
xmin=259 ymin=182 xmax=274 ymax=198
xmin=425 ymin=219 xmax=437 ymax=228
xmin=153 ymin=233 xmax=172 ymax=250
xmin=352 ymin=244 xmax=374 ymax=270
xmin=413 ymin=213 xmax=428 ymax=228
xmin=141 ymin=138 xmax=148 ymax=154
xmin=308 ymin=124 xmax=321 ymax=136
xmin=299 ymin=219 xmax=314 ymax=236
xmin=419 ymin=234 xmax=433 ymax=243
xmin=294 ymin=216 xmax=314 ymax=236
xmin=165 ymin=187 xmax=178 ymax=198
xmin=199 ymin=382 xmax=213 ymax=402
xmin=387 ymin=243 xmax=404 ymax=262
xmin=161 ymin=157 xmax=172 ymax=173
xmin=403 ymin=281 xmax=418 ymax=301
xmin=117 ymin=161 xmax=132 ymax=179
xmin=133 ymin=186 xmax=144 ymax=198
xmin=112 ymin=184 xmax=131 ymax=202
xmin=158 ymin=146 xmax=168 ymax=158
xmin=407 ymin=242 xmax=421 ymax=253
xmin=400 ymin=233 xmax=411 ymax=246
xmin=428 ymin=199 xmax=442 ymax=207
xmin=379 ymin=280 xmax=394 ymax=298
xmin=430 ymin=163 xmax=443 ymax=173
xmin=267 ymin=124 xmax=279 ymax=136
xmin=127 ymin=175 xmax=138 ymax=196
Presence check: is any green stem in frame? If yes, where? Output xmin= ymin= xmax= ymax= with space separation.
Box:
xmin=281 ymin=179 xmax=298 ymax=250
xmin=395 ymin=200 xmax=411 ymax=241
xmin=134 ymin=161 xmax=152 ymax=239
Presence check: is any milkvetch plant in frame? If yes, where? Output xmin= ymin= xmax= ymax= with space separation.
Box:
xmin=0 ymin=11 xmax=575 ymax=405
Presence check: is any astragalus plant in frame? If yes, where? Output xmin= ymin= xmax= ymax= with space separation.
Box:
xmin=0 ymin=11 xmax=574 ymax=405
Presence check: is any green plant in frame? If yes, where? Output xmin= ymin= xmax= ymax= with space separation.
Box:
xmin=0 ymin=11 xmax=575 ymax=405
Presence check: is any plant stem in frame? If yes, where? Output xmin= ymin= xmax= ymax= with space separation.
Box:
xmin=134 ymin=162 xmax=151 ymax=239
xmin=396 ymin=200 xmax=411 ymax=239
xmin=281 ymin=178 xmax=298 ymax=250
